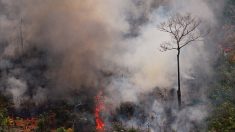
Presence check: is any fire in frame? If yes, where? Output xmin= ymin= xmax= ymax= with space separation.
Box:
xmin=95 ymin=92 xmax=105 ymax=131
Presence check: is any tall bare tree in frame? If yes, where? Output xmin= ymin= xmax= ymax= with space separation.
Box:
xmin=158 ymin=13 xmax=206 ymax=108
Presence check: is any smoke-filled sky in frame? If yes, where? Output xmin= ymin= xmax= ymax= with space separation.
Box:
xmin=0 ymin=0 xmax=226 ymax=131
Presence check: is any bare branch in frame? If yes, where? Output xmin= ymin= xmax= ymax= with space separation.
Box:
xmin=158 ymin=13 xmax=206 ymax=51
xmin=179 ymin=35 xmax=203 ymax=49
xmin=160 ymin=42 xmax=177 ymax=52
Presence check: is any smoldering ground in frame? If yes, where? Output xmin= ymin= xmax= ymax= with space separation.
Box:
xmin=0 ymin=0 xmax=225 ymax=131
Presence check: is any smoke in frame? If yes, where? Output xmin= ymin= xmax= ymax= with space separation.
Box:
xmin=105 ymin=0 xmax=224 ymax=131
xmin=6 ymin=77 xmax=28 ymax=108
xmin=0 ymin=0 xmax=225 ymax=131
xmin=107 ymin=0 xmax=215 ymax=106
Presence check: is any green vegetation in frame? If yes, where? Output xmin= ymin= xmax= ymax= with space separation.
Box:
xmin=208 ymin=102 xmax=235 ymax=131
xmin=207 ymin=1 xmax=235 ymax=129
xmin=36 ymin=113 xmax=50 ymax=132
xmin=208 ymin=54 xmax=235 ymax=131
xmin=56 ymin=127 xmax=66 ymax=132
xmin=0 ymin=94 xmax=10 ymax=132
xmin=0 ymin=108 xmax=8 ymax=132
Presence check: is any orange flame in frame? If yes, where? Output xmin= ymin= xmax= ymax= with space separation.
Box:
xmin=95 ymin=92 xmax=105 ymax=131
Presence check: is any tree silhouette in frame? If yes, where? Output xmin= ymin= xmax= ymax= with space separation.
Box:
xmin=158 ymin=13 xmax=206 ymax=108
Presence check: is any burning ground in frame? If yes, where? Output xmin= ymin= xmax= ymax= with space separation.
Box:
xmin=0 ymin=0 xmax=232 ymax=132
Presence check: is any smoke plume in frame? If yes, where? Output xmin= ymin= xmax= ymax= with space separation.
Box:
xmin=0 ymin=0 xmax=225 ymax=131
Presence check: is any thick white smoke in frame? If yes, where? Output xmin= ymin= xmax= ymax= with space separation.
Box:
xmin=110 ymin=0 xmax=217 ymax=99
xmin=105 ymin=0 xmax=223 ymax=131
xmin=0 ymin=0 xmax=225 ymax=131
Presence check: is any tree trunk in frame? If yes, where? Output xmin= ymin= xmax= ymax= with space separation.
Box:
xmin=20 ymin=18 xmax=24 ymax=49
xmin=177 ymin=50 xmax=181 ymax=109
